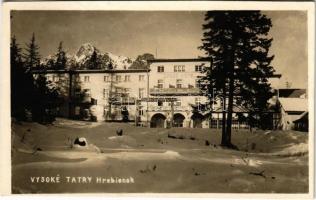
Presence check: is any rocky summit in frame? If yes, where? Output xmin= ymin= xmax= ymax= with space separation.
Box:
xmin=40 ymin=43 xmax=153 ymax=70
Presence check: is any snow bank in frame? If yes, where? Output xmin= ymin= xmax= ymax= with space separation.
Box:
xmin=55 ymin=119 xmax=102 ymax=128
xmin=273 ymin=143 xmax=308 ymax=157
xmin=108 ymin=135 xmax=137 ymax=148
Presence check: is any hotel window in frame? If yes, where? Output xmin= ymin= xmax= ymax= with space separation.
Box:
xmin=52 ymin=75 xmax=59 ymax=82
xmin=116 ymin=75 xmax=121 ymax=82
xmin=175 ymin=101 xmax=181 ymax=106
xmin=195 ymin=97 xmax=201 ymax=104
xmin=84 ymin=76 xmax=90 ymax=82
xmin=157 ymin=66 xmax=164 ymax=72
xmin=174 ymin=65 xmax=185 ymax=72
xmin=103 ymin=89 xmax=109 ymax=99
xmin=83 ymin=89 xmax=91 ymax=97
xmin=195 ymin=79 xmax=200 ymax=88
xmin=157 ymin=99 xmax=163 ymax=106
xmin=176 ymin=79 xmax=182 ymax=88
xmin=139 ymin=88 xmax=145 ymax=98
xmin=104 ymin=76 xmax=110 ymax=82
xmin=157 ymin=79 xmax=164 ymax=88
xmin=139 ymin=75 xmax=145 ymax=81
xmin=74 ymin=88 xmax=81 ymax=98
xmin=124 ymin=75 xmax=131 ymax=82
xmin=124 ymin=88 xmax=131 ymax=97
xmin=115 ymin=87 xmax=123 ymax=93
xmin=139 ymin=109 xmax=144 ymax=116
xmin=75 ymin=76 xmax=81 ymax=82
xmin=195 ymin=65 xmax=203 ymax=72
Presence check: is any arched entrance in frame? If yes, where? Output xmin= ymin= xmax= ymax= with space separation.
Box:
xmin=150 ymin=113 xmax=166 ymax=128
xmin=191 ymin=113 xmax=204 ymax=128
xmin=173 ymin=113 xmax=185 ymax=127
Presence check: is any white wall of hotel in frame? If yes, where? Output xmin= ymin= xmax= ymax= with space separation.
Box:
xmin=75 ymin=71 xmax=149 ymax=121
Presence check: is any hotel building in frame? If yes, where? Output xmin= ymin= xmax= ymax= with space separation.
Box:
xmin=33 ymin=58 xmax=279 ymax=129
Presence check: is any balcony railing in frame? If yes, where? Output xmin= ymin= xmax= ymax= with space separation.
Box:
xmin=149 ymin=87 xmax=200 ymax=96
xmin=148 ymin=105 xmax=192 ymax=112
xmin=111 ymin=97 xmax=136 ymax=105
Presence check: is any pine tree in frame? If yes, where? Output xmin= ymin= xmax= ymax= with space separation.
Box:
xmin=130 ymin=53 xmax=155 ymax=69
xmin=46 ymin=58 xmax=55 ymax=69
xmin=31 ymin=74 xmax=61 ymax=123
xmin=87 ymin=50 xmax=102 ymax=69
xmin=55 ymin=41 xmax=67 ymax=70
xmin=199 ymin=11 xmax=275 ymax=148
xmin=11 ymin=36 xmax=35 ymax=120
xmin=11 ymin=36 xmax=22 ymax=65
xmin=23 ymin=33 xmax=41 ymax=70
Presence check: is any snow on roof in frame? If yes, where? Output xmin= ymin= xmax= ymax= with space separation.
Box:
xmin=279 ymin=98 xmax=308 ymax=112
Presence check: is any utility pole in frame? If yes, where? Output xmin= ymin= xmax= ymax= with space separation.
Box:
xmin=146 ymin=69 xmax=150 ymax=127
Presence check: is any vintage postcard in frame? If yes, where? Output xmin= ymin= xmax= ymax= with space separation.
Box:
xmin=0 ymin=1 xmax=315 ymax=198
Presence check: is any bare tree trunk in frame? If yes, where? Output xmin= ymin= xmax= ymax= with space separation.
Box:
xmin=221 ymin=86 xmax=227 ymax=146
xmin=226 ymin=75 xmax=234 ymax=146
xmin=68 ymin=72 xmax=73 ymax=118
xmin=224 ymin=32 xmax=236 ymax=148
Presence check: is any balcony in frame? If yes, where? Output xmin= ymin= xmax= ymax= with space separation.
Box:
xmin=72 ymin=95 xmax=97 ymax=105
xmin=149 ymin=87 xmax=200 ymax=96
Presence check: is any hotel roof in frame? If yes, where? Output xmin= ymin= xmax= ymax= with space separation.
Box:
xmin=31 ymin=69 xmax=149 ymax=74
xmin=148 ymin=58 xmax=211 ymax=63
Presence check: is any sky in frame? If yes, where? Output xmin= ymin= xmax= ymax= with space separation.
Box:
xmin=11 ymin=11 xmax=307 ymax=89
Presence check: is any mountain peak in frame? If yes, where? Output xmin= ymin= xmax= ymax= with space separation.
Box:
xmin=75 ymin=43 xmax=96 ymax=63
xmin=40 ymin=43 xmax=152 ymax=70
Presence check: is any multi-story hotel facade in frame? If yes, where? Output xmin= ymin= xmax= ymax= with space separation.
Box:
xmin=33 ymin=58 xmax=214 ymax=128
xmin=146 ymin=59 xmax=210 ymax=128
xmin=32 ymin=58 xmax=255 ymax=129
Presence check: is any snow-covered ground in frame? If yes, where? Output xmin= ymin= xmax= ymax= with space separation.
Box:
xmin=11 ymin=118 xmax=309 ymax=193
